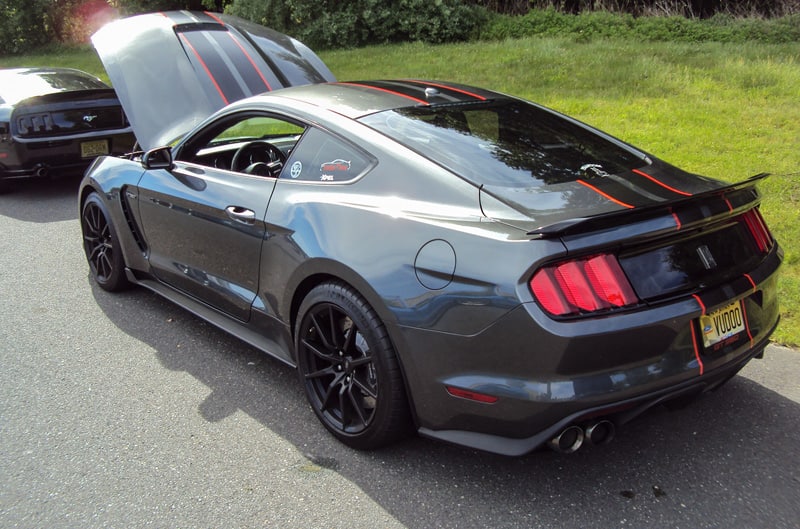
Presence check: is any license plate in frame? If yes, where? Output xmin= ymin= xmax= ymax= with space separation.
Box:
xmin=80 ymin=139 xmax=109 ymax=158
xmin=700 ymin=300 xmax=746 ymax=348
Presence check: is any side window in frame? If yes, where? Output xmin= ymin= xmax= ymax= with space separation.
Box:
xmin=180 ymin=114 xmax=305 ymax=176
xmin=282 ymin=127 xmax=372 ymax=182
xmin=216 ymin=116 xmax=304 ymax=141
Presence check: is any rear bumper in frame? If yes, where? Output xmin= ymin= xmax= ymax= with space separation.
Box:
xmin=394 ymin=247 xmax=781 ymax=456
xmin=418 ymin=328 xmax=773 ymax=456
xmin=0 ymin=130 xmax=135 ymax=180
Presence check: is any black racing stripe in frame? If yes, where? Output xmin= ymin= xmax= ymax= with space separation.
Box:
xmin=209 ymin=30 xmax=272 ymax=95
xmin=341 ymin=81 xmax=428 ymax=105
xmin=355 ymin=80 xmax=434 ymax=104
xmin=163 ymin=10 xmax=215 ymax=26
xmin=633 ymin=177 xmax=689 ymax=201
xmin=578 ymin=177 xmax=656 ymax=208
xmin=609 ymin=172 xmax=686 ymax=202
xmin=177 ymin=32 xmax=227 ymax=105
xmin=402 ymin=80 xmax=489 ymax=102
xmin=631 ymin=168 xmax=693 ymax=197
xmin=180 ymin=30 xmax=248 ymax=104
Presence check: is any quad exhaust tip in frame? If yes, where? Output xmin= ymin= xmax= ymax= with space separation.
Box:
xmin=34 ymin=164 xmax=49 ymax=178
xmin=585 ymin=419 xmax=615 ymax=446
xmin=547 ymin=425 xmax=584 ymax=453
xmin=548 ymin=420 xmax=615 ymax=453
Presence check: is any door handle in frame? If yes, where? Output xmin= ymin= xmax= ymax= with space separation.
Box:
xmin=225 ymin=205 xmax=256 ymax=225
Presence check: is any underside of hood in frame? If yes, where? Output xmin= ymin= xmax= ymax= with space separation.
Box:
xmin=92 ymin=11 xmax=336 ymax=150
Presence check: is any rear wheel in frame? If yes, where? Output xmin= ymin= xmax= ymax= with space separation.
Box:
xmin=81 ymin=192 xmax=130 ymax=292
xmin=295 ymin=282 xmax=411 ymax=449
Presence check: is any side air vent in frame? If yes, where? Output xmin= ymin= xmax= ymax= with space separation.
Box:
xmin=120 ymin=187 xmax=147 ymax=253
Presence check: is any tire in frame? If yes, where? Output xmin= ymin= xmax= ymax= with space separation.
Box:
xmin=295 ymin=281 xmax=411 ymax=450
xmin=81 ymin=192 xmax=131 ymax=292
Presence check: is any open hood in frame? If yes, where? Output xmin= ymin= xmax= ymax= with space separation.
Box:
xmin=92 ymin=11 xmax=336 ymax=150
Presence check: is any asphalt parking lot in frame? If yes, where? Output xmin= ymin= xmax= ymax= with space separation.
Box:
xmin=1 ymin=176 xmax=799 ymax=529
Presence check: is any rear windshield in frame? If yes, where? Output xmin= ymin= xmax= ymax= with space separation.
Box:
xmin=0 ymin=70 xmax=107 ymax=105
xmin=360 ymin=100 xmax=645 ymax=188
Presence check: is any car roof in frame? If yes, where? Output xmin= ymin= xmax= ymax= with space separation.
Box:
xmin=266 ymin=80 xmax=508 ymax=119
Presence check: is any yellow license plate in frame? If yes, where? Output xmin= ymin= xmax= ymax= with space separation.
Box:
xmin=80 ymin=139 xmax=109 ymax=158
xmin=700 ymin=300 xmax=746 ymax=348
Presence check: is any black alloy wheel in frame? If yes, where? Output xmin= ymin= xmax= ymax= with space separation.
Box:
xmin=295 ymin=282 xmax=411 ymax=449
xmin=81 ymin=192 xmax=130 ymax=292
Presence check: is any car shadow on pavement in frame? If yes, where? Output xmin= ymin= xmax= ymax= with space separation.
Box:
xmin=0 ymin=175 xmax=81 ymax=223
xmin=92 ymin=282 xmax=800 ymax=529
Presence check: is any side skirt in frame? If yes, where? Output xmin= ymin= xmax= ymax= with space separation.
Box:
xmin=126 ymin=269 xmax=296 ymax=368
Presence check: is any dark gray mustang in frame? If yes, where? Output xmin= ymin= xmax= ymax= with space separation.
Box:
xmin=80 ymin=11 xmax=781 ymax=455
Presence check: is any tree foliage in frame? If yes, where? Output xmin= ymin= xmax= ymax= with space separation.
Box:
xmin=107 ymin=0 xmax=233 ymax=15
xmin=1 ymin=0 xmax=54 ymax=55
xmin=0 ymin=0 xmax=234 ymax=55
xmin=2 ymin=0 xmax=797 ymax=56
xmin=470 ymin=0 xmax=800 ymax=17
xmin=225 ymin=0 xmax=488 ymax=49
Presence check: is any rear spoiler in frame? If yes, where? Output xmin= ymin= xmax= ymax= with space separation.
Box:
xmin=527 ymin=173 xmax=770 ymax=239
xmin=16 ymin=88 xmax=119 ymax=108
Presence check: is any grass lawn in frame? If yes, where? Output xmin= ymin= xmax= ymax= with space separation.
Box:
xmin=2 ymin=37 xmax=798 ymax=346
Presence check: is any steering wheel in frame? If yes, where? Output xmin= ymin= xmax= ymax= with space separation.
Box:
xmin=231 ymin=140 xmax=286 ymax=176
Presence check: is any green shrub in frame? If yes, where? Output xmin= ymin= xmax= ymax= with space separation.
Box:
xmin=0 ymin=0 xmax=53 ymax=55
xmin=481 ymin=8 xmax=800 ymax=44
xmin=226 ymin=0 xmax=488 ymax=49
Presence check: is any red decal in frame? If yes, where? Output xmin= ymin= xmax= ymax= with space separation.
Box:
xmin=179 ymin=34 xmax=229 ymax=105
xmin=336 ymin=82 xmax=429 ymax=105
xmin=722 ymin=194 xmax=734 ymax=212
xmin=743 ymin=273 xmax=757 ymax=293
xmin=320 ymin=159 xmax=351 ymax=172
xmin=226 ymin=32 xmax=272 ymax=91
xmin=203 ymin=11 xmax=225 ymax=25
xmin=692 ymin=294 xmax=706 ymax=315
xmin=690 ymin=322 xmax=705 ymax=376
xmin=577 ymin=179 xmax=634 ymax=209
xmin=632 ymin=169 xmax=692 ymax=197
xmin=671 ymin=210 xmax=682 ymax=230
xmin=414 ymin=81 xmax=487 ymax=101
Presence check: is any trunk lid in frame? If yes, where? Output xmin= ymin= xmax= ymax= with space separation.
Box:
xmin=520 ymin=173 xmax=776 ymax=304
xmin=12 ymin=89 xmax=127 ymax=138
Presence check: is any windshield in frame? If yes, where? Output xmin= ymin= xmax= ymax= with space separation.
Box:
xmin=360 ymin=100 xmax=645 ymax=188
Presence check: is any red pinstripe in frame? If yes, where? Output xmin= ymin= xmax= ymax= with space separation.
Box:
xmin=179 ymin=33 xmax=229 ymax=105
xmin=336 ymin=82 xmax=429 ymax=105
xmin=632 ymin=169 xmax=692 ymax=196
xmin=577 ymin=179 xmax=634 ymax=209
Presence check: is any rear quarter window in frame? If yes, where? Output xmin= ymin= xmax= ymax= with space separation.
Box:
xmin=282 ymin=127 xmax=373 ymax=183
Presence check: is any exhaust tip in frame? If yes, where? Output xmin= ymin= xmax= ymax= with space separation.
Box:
xmin=547 ymin=425 xmax=584 ymax=453
xmin=585 ymin=420 xmax=615 ymax=446
xmin=33 ymin=164 xmax=49 ymax=178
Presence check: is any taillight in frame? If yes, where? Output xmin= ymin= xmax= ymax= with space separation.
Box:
xmin=530 ymin=254 xmax=638 ymax=316
xmin=740 ymin=208 xmax=773 ymax=254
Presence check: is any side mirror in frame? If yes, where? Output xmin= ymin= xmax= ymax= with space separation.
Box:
xmin=141 ymin=146 xmax=173 ymax=170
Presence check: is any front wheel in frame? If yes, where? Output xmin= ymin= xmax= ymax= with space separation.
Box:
xmin=81 ymin=192 xmax=130 ymax=292
xmin=295 ymin=282 xmax=411 ymax=450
